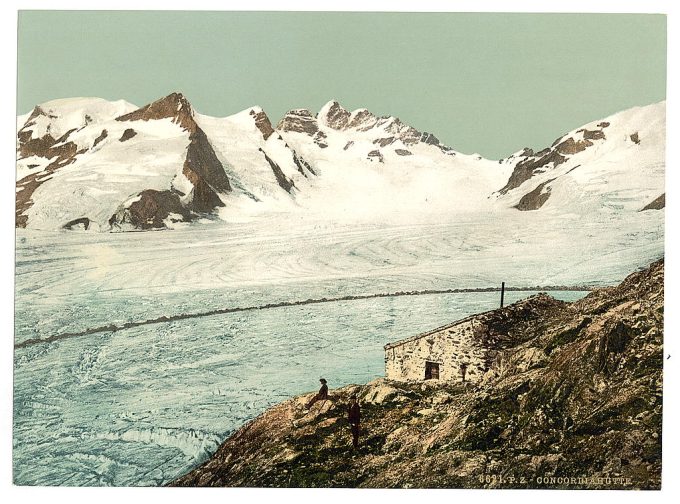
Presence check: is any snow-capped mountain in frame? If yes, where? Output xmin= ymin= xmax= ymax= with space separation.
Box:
xmin=494 ymin=101 xmax=665 ymax=214
xmin=15 ymin=93 xmax=665 ymax=231
xmin=16 ymin=93 xmax=317 ymax=231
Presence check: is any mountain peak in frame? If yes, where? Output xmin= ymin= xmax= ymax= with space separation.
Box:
xmin=276 ymin=108 xmax=319 ymax=135
xmin=347 ymin=108 xmax=378 ymax=130
xmin=116 ymin=92 xmax=196 ymax=132
xmin=320 ymin=99 xmax=340 ymax=110
xmin=319 ymin=100 xmax=351 ymax=130
xmin=162 ymin=91 xmax=192 ymax=110
xmin=17 ymin=97 xmax=138 ymax=150
xmin=19 ymin=105 xmax=47 ymax=133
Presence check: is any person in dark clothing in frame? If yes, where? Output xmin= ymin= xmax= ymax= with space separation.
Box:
xmin=305 ymin=378 xmax=329 ymax=409
xmin=348 ymin=394 xmax=361 ymax=449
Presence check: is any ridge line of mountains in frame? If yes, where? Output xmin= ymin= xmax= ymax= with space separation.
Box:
xmin=16 ymin=92 xmax=666 ymax=231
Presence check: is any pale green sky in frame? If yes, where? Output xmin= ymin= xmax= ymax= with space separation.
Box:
xmin=17 ymin=11 xmax=666 ymax=159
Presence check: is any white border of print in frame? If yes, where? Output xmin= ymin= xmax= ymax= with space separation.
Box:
xmin=0 ymin=2 xmax=677 ymax=504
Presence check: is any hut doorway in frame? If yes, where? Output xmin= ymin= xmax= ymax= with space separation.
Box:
xmin=425 ymin=361 xmax=440 ymax=380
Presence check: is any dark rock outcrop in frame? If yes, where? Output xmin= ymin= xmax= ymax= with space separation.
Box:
xmin=420 ymin=132 xmax=440 ymax=146
xmin=313 ymin=131 xmax=328 ymax=149
xmin=276 ymin=109 xmax=319 ymax=135
xmin=395 ymin=149 xmax=412 ymax=156
xmin=348 ymin=109 xmax=378 ymax=130
xmin=62 ymin=217 xmax=91 ymax=230
xmin=640 ymin=193 xmax=665 ymax=211
xmin=582 ymin=129 xmax=606 ymax=141
xmin=119 ymin=128 xmax=137 ymax=142
xmin=182 ymin=172 xmax=225 ymax=214
xmin=373 ymin=137 xmax=395 ymax=148
xmin=367 ymin=150 xmax=384 ymax=163
xmin=259 ymin=148 xmax=295 ymax=193
xmin=92 ymin=129 xmax=108 ymax=148
xmin=250 ymin=109 xmax=274 ymax=140
xmin=499 ymin=150 xmax=566 ymax=195
xmin=385 ymin=119 xmax=421 ymax=146
xmin=292 ymin=150 xmax=315 ymax=176
xmin=184 ymin=127 xmax=231 ymax=194
xmin=514 ymin=179 xmax=555 ymax=211
xmin=109 ymin=189 xmax=191 ymax=230
xmin=415 ymin=130 xmax=456 ymax=154
xmin=173 ymin=259 xmax=663 ymax=489
xmin=555 ymin=137 xmax=591 ymax=155
xmin=630 ymin=132 xmax=641 ymax=145
xmin=322 ymin=101 xmax=351 ymax=130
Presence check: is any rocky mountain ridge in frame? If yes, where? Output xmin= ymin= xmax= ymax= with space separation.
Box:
xmin=495 ymin=102 xmax=665 ymax=213
xmin=277 ymin=100 xmax=453 ymax=156
xmin=16 ymin=94 xmax=665 ymax=231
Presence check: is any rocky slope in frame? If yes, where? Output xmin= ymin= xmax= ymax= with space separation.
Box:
xmin=172 ymin=259 xmax=663 ymax=489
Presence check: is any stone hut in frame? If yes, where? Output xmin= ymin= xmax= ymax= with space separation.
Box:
xmin=384 ymin=294 xmax=564 ymax=384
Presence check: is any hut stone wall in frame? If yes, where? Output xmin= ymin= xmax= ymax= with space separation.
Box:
xmin=384 ymin=316 xmax=488 ymax=383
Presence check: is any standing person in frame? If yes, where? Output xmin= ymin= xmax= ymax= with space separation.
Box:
xmin=348 ymin=394 xmax=361 ymax=449
xmin=460 ymin=363 xmax=468 ymax=383
xmin=305 ymin=378 xmax=329 ymax=409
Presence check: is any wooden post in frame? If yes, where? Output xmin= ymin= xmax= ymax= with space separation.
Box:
xmin=500 ymin=281 xmax=505 ymax=308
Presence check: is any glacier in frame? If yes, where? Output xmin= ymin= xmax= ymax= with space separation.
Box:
xmin=13 ymin=210 xmax=663 ymax=486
